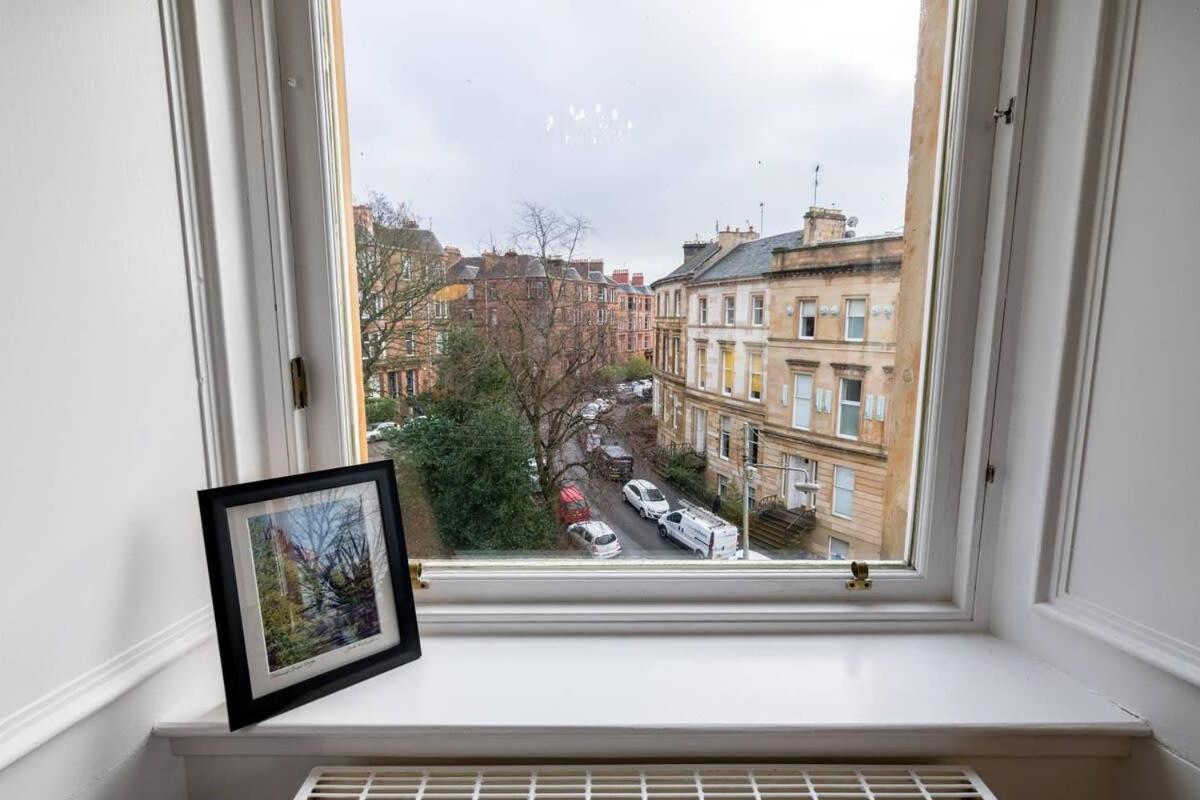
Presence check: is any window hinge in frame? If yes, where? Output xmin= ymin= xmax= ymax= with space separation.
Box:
xmin=290 ymin=356 xmax=308 ymax=410
xmin=845 ymin=561 xmax=872 ymax=591
xmin=992 ymin=96 xmax=1015 ymax=125
xmin=409 ymin=560 xmax=429 ymax=590
xmin=985 ymin=463 xmax=996 ymax=484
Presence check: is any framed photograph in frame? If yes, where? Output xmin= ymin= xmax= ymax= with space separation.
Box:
xmin=197 ymin=461 xmax=420 ymax=730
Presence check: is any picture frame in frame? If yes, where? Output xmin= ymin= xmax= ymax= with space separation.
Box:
xmin=197 ymin=461 xmax=420 ymax=730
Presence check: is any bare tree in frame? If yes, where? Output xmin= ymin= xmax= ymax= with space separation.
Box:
xmin=480 ymin=202 xmax=617 ymax=510
xmin=356 ymin=192 xmax=448 ymax=392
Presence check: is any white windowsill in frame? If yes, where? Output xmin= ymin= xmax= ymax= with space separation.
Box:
xmin=156 ymin=633 xmax=1147 ymax=760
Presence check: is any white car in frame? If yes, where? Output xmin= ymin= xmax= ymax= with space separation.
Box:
xmin=567 ymin=521 xmax=622 ymax=559
xmin=366 ymin=421 xmax=398 ymax=442
xmin=622 ymin=479 xmax=670 ymax=519
xmin=580 ymin=403 xmax=599 ymax=421
xmin=593 ymin=397 xmax=614 ymax=413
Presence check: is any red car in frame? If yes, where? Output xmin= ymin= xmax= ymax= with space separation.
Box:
xmin=557 ymin=484 xmax=591 ymax=525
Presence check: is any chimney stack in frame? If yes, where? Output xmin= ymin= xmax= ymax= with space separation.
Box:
xmin=443 ymin=245 xmax=462 ymax=264
xmin=803 ymin=206 xmax=847 ymax=244
xmin=631 ymin=273 xmax=644 ymax=286
xmin=682 ymin=240 xmax=708 ymax=260
xmin=353 ymin=205 xmax=374 ymax=235
xmin=717 ymin=225 xmax=759 ymax=252
xmin=612 ymin=269 xmax=630 ymax=284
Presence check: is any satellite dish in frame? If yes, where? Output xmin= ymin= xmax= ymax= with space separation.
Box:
xmin=846 ymin=216 xmax=859 ymax=228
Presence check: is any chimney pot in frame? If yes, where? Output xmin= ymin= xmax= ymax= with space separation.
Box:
xmin=631 ymin=273 xmax=644 ymax=286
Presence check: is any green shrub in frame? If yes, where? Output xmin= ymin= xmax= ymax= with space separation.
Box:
xmin=622 ymin=356 xmax=652 ymax=381
xmin=365 ymin=395 xmax=398 ymax=424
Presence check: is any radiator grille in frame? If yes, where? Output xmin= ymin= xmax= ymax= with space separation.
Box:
xmin=294 ymin=766 xmax=995 ymax=800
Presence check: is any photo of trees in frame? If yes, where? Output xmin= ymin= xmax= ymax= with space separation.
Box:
xmin=248 ymin=494 xmax=382 ymax=672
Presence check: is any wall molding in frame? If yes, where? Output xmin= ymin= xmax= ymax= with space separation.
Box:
xmin=1033 ymin=0 xmax=1200 ymax=687
xmin=0 ymin=607 xmax=213 ymax=770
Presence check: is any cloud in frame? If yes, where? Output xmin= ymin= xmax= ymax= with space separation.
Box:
xmin=342 ymin=0 xmax=920 ymax=281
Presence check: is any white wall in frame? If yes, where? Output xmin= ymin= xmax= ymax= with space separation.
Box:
xmin=0 ymin=1 xmax=220 ymax=795
xmin=986 ymin=0 xmax=1200 ymax=789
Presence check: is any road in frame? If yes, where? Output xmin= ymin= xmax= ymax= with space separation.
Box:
xmin=562 ymin=402 xmax=696 ymax=560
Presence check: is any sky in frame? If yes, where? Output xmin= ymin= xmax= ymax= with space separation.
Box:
xmin=342 ymin=1 xmax=920 ymax=283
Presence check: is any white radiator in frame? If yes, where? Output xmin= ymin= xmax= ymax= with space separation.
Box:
xmin=293 ymin=765 xmax=996 ymax=800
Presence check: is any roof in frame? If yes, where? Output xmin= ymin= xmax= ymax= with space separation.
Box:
xmin=654 ymin=241 xmax=722 ymax=287
xmin=371 ymin=224 xmax=442 ymax=254
xmin=691 ymin=230 xmax=804 ymax=284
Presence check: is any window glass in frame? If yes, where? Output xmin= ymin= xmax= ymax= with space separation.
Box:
xmin=341 ymin=0 xmax=936 ymax=563
xmin=833 ymin=467 xmax=856 ymax=519
xmin=838 ymin=378 xmax=862 ymax=439
xmin=792 ymin=373 xmax=813 ymax=429
xmin=845 ymin=298 xmax=867 ymax=340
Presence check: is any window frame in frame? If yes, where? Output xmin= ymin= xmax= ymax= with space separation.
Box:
xmin=798 ymin=298 xmax=817 ymax=339
xmin=696 ymin=346 xmax=706 ymax=390
xmin=698 ymin=296 xmax=708 ymax=325
xmin=792 ymin=372 xmax=813 ymax=430
xmin=832 ymin=466 xmax=856 ymax=520
xmin=837 ymin=377 xmax=862 ymax=440
xmin=173 ymin=0 xmax=1036 ymax=628
xmin=721 ymin=348 xmax=734 ymax=396
xmin=747 ymin=351 xmax=763 ymax=401
xmin=722 ymin=295 xmax=735 ymax=326
xmin=844 ymin=296 xmax=867 ymax=341
xmin=751 ymin=294 xmax=765 ymax=326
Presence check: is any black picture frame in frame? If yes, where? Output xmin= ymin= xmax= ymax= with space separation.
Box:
xmin=197 ymin=460 xmax=420 ymax=731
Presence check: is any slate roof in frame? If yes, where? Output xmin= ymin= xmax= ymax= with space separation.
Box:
xmin=372 ymin=224 xmax=442 ymax=254
xmin=691 ymin=229 xmax=804 ymax=284
xmin=654 ymin=241 xmax=722 ymax=287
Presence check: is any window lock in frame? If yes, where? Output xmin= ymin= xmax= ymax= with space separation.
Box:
xmin=845 ymin=561 xmax=872 ymax=590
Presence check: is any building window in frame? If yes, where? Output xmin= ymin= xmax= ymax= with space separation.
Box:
xmin=405 ymin=330 xmax=415 ymax=355
xmin=845 ymin=297 xmax=867 ymax=341
xmin=721 ymin=349 xmax=734 ymax=396
xmin=832 ymin=467 xmax=856 ymax=519
xmin=792 ymin=373 xmax=813 ymax=430
xmin=717 ymin=473 xmax=729 ymax=498
xmin=402 ymin=301 xmax=414 ymax=320
xmin=386 ymin=370 xmax=399 ymax=398
xmin=693 ymin=408 xmax=707 ymax=453
xmin=748 ymin=485 xmax=757 ymax=511
xmin=434 ymin=299 xmax=449 ymax=319
xmin=489 ymin=308 xmax=498 ymax=326
xmin=829 ymin=535 xmax=851 ymax=560
xmin=838 ymin=377 xmax=862 ymax=439
xmin=435 ymin=331 xmax=447 ymax=354
xmin=696 ymin=346 xmax=706 ymax=390
xmin=466 ymin=283 xmax=475 ymax=300
xmin=751 ymin=294 xmax=764 ymax=326
xmin=799 ymin=299 xmax=816 ymax=338
xmin=748 ymin=352 xmax=763 ymax=401
xmin=400 ymin=256 xmax=412 ymax=279
xmin=405 ymin=369 xmax=417 ymax=396
xmin=698 ymin=297 xmax=708 ymax=325
xmin=673 ymin=289 xmax=681 ymax=316
xmin=719 ymin=415 xmax=731 ymax=459
xmin=748 ymin=426 xmax=760 ymax=465
xmin=723 ymin=296 xmax=735 ymax=326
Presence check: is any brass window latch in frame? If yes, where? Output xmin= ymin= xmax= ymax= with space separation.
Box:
xmin=409 ymin=561 xmax=429 ymax=590
xmin=845 ymin=561 xmax=872 ymax=590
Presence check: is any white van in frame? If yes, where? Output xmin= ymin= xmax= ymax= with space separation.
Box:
xmin=657 ymin=507 xmax=739 ymax=559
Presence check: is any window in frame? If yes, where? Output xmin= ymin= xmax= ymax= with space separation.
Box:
xmin=829 ymin=536 xmax=851 ymax=560
xmin=719 ymin=415 xmax=731 ymax=460
xmin=832 ymin=467 xmax=856 ymax=519
xmin=748 ymin=352 xmax=763 ymax=401
xmin=748 ymin=485 xmax=757 ymax=511
xmin=434 ymin=299 xmax=449 ymax=319
xmin=748 ymin=426 xmax=760 ymax=465
xmin=838 ymin=378 xmax=862 ymax=439
xmin=698 ymin=297 xmax=708 ymax=325
xmin=717 ymin=474 xmax=729 ymax=498
xmin=405 ymin=369 xmax=417 ymax=396
xmin=696 ymin=346 xmax=706 ymax=389
xmin=693 ymin=408 xmax=707 ymax=454
xmin=404 ymin=330 xmax=416 ymax=355
xmin=798 ymin=299 xmax=816 ymax=339
xmin=844 ymin=298 xmax=866 ymax=341
xmin=466 ymin=284 xmax=475 ymax=300
xmin=435 ymin=331 xmax=447 ymax=355
xmin=231 ymin=0 xmax=1007 ymax=592
xmin=792 ymin=373 xmax=813 ymax=430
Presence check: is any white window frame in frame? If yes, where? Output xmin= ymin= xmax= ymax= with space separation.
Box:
xmin=792 ymin=373 xmax=813 ymax=430
xmin=722 ymin=295 xmax=735 ymax=326
xmin=698 ymin=297 xmax=708 ymax=325
xmin=751 ymin=294 xmax=764 ymax=326
xmin=832 ymin=466 xmax=856 ymax=520
xmin=829 ymin=535 xmax=851 ymax=560
xmin=837 ymin=377 xmax=862 ymax=440
xmin=747 ymin=352 xmax=763 ymax=401
xmin=844 ymin=297 xmax=867 ymax=341
xmin=170 ymin=0 xmax=1033 ymax=628
xmin=721 ymin=349 xmax=734 ymax=396
xmin=696 ymin=346 xmax=706 ymax=390
xmin=798 ymin=299 xmax=817 ymax=339
xmin=718 ymin=415 xmax=731 ymax=460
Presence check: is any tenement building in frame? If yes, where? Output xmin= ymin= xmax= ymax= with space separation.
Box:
xmin=651 ymin=207 xmax=902 ymax=559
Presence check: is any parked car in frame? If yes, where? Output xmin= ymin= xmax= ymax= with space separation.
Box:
xmin=365 ymin=421 xmax=398 ymax=443
xmin=593 ymin=397 xmax=614 ymax=413
xmin=557 ymin=484 xmax=591 ymax=525
xmin=584 ymin=428 xmax=602 ymax=453
xmin=580 ymin=403 xmax=599 ymax=422
xmin=657 ymin=507 xmax=739 ymax=559
xmin=622 ymin=478 xmax=670 ymax=519
xmin=566 ymin=520 xmax=622 ymax=559
xmin=595 ymin=444 xmax=634 ymax=480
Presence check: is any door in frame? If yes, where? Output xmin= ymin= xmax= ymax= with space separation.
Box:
xmin=693 ymin=409 xmax=708 ymax=453
xmin=785 ymin=454 xmax=817 ymax=509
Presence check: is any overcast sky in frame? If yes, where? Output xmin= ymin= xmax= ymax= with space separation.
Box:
xmin=342 ymin=1 xmax=920 ymax=282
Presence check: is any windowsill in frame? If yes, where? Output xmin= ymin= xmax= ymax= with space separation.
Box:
xmin=156 ymin=633 xmax=1147 ymax=760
